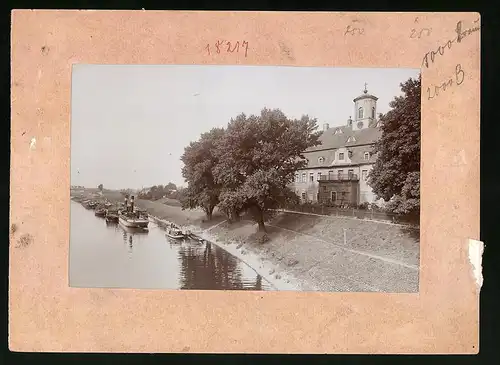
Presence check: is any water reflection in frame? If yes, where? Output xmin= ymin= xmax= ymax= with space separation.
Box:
xmin=69 ymin=201 xmax=271 ymax=290
xmin=121 ymin=227 xmax=149 ymax=255
xmin=177 ymin=240 xmax=264 ymax=290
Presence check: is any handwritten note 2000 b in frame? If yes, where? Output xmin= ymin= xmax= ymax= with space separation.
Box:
xmin=205 ymin=41 xmax=249 ymax=57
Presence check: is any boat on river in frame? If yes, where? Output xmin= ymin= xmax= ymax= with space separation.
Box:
xmin=95 ymin=207 xmax=106 ymax=217
xmin=119 ymin=212 xmax=149 ymax=229
xmin=105 ymin=209 xmax=119 ymax=223
xmin=166 ymin=227 xmax=186 ymax=239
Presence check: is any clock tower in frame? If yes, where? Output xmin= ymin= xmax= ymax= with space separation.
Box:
xmin=352 ymin=83 xmax=378 ymax=131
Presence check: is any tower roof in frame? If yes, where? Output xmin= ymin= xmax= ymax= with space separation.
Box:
xmin=353 ymin=83 xmax=378 ymax=102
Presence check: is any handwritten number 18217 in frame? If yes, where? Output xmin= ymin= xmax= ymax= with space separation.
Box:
xmin=205 ymin=40 xmax=249 ymax=57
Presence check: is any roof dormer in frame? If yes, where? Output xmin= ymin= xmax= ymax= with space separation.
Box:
xmin=346 ymin=136 xmax=356 ymax=143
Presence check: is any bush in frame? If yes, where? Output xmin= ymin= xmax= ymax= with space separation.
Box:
xmin=358 ymin=202 xmax=369 ymax=210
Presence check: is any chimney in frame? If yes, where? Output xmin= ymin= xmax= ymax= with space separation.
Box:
xmin=323 ymin=123 xmax=330 ymax=131
xmin=130 ymin=195 xmax=135 ymax=212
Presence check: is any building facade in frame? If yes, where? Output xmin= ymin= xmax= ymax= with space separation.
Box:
xmin=289 ymin=85 xmax=385 ymax=207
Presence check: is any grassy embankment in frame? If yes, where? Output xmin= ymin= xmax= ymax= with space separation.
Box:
xmin=92 ymin=189 xmax=420 ymax=292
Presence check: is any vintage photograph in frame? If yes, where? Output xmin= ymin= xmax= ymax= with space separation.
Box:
xmin=69 ymin=65 xmax=421 ymax=292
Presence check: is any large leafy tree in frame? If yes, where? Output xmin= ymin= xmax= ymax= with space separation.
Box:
xmin=368 ymin=74 xmax=421 ymax=217
xmin=181 ymin=127 xmax=225 ymax=220
xmin=213 ymin=108 xmax=321 ymax=232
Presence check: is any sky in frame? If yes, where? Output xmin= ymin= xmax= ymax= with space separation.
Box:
xmin=71 ymin=65 xmax=420 ymax=190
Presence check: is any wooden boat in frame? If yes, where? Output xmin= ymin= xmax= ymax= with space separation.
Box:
xmin=86 ymin=201 xmax=98 ymax=209
xmin=166 ymin=227 xmax=186 ymax=239
xmin=95 ymin=208 xmax=106 ymax=217
xmin=119 ymin=213 xmax=149 ymax=229
xmin=105 ymin=210 xmax=119 ymax=223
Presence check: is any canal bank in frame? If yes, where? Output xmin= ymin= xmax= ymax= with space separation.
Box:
xmin=69 ymin=200 xmax=276 ymax=291
xmin=91 ymin=190 xmax=420 ymax=292
xmin=148 ymin=215 xmax=306 ymax=291
xmin=91 ymin=191 xmax=313 ymax=290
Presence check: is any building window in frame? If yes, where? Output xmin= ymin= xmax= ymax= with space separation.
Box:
xmin=322 ymin=186 xmax=327 ymax=191
xmin=372 ymin=107 xmax=375 ymax=118
xmin=309 ymin=172 xmax=314 ymax=182
xmin=358 ymin=107 xmax=363 ymax=118
xmin=331 ymin=191 xmax=337 ymax=202
xmin=362 ymin=170 xmax=368 ymax=181
xmin=301 ymin=173 xmax=306 ymax=182
xmin=318 ymin=156 xmax=325 ymax=164
xmin=295 ymin=174 xmax=299 ymax=183
xmin=338 ymin=170 xmax=344 ymax=180
xmin=317 ymin=172 xmax=321 ymax=181
xmin=348 ymin=169 xmax=354 ymax=179
xmin=328 ymin=170 xmax=333 ymax=179
xmin=339 ymin=152 xmax=344 ymax=160
xmin=364 ymin=152 xmax=370 ymax=160
xmin=301 ymin=192 xmax=306 ymax=201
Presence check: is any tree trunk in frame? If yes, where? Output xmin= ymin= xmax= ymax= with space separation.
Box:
xmin=257 ymin=219 xmax=266 ymax=232
xmin=204 ymin=206 xmax=214 ymax=221
xmin=256 ymin=207 xmax=267 ymax=232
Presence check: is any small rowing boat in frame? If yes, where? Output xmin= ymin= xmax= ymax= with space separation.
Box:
xmin=166 ymin=228 xmax=186 ymax=239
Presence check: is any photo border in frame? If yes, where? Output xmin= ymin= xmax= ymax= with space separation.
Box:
xmin=9 ymin=10 xmax=480 ymax=353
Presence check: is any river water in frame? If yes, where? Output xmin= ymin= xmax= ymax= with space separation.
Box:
xmin=69 ymin=201 xmax=272 ymax=290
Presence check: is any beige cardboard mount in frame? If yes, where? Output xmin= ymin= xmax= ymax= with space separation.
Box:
xmin=10 ymin=11 xmax=480 ymax=353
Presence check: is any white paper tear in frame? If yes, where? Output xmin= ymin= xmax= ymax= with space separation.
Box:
xmin=29 ymin=137 xmax=36 ymax=150
xmin=468 ymin=239 xmax=484 ymax=289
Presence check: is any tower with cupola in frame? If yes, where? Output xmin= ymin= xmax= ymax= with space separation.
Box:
xmin=351 ymin=83 xmax=378 ymax=131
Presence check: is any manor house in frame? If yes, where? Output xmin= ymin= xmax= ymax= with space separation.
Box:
xmin=290 ymin=85 xmax=385 ymax=207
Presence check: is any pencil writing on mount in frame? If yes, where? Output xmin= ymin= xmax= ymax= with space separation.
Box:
xmin=421 ymin=19 xmax=480 ymax=69
xmin=205 ymin=40 xmax=249 ymax=57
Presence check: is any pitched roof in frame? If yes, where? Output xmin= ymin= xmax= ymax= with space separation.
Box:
xmin=308 ymin=123 xmax=382 ymax=152
xmin=302 ymin=144 xmax=378 ymax=169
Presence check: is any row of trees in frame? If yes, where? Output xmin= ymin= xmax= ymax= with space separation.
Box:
xmin=180 ymin=108 xmax=322 ymax=232
xmin=138 ymin=183 xmax=179 ymax=200
xmin=180 ymin=75 xmax=421 ymax=231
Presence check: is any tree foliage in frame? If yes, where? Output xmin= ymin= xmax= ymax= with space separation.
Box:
xmin=138 ymin=183 xmax=178 ymax=201
xmin=180 ymin=127 xmax=225 ymax=220
xmin=181 ymin=108 xmax=321 ymax=230
xmin=98 ymin=184 xmax=103 ymax=191
xmin=368 ymin=74 xmax=421 ymax=216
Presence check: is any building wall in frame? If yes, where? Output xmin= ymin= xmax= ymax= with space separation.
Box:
xmin=289 ymin=160 xmax=382 ymax=205
xmin=358 ymin=163 xmax=375 ymax=203
xmin=318 ymin=181 xmax=359 ymax=206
